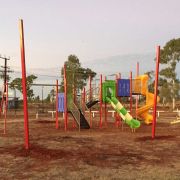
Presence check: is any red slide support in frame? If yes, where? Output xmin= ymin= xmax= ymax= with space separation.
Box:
xmin=19 ymin=19 xmax=29 ymax=150
xmin=152 ymin=46 xmax=160 ymax=139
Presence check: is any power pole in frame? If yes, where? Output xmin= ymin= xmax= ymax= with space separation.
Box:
xmin=0 ymin=55 xmax=12 ymax=92
xmin=0 ymin=55 xmax=12 ymax=110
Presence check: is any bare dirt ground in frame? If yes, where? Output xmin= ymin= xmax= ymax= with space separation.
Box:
xmin=0 ymin=113 xmax=180 ymax=180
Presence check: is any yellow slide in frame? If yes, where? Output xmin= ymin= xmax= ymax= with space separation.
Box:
xmin=135 ymin=75 xmax=160 ymax=124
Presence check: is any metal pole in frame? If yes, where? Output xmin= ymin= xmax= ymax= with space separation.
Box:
xmin=89 ymin=76 xmax=92 ymax=127
xmin=41 ymin=86 xmax=44 ymax=112
xmin=83 ymin=87 xmax=85 ymax=114
xmin=99 ymin=74 xmax=103 ymax=128
xmin=130 ymin=71 xmax=132 ymax=115
xmin=64 ymin=64 xmax=68 ymax=131
xmin=115 ymin=74 xmax=120 ymax=127
xmin=72 ymin=86 xmax=76 ymax=129
xmin=136 ymin=62 xmax=139 ymax=119
xmin=55 ymin=80 xmax=59 ymax=129
xmin=19 ymin=19 xmax=29 ymax=149
xmin=14 ymin=88 xmax=17 ymax=118
xmin=152 ymin=46 xmax=160 ymax=139
xmin=104 ymin=76 xmax=107 ymax=127
xmin=4 ymin=81 xmax=8 ymax=134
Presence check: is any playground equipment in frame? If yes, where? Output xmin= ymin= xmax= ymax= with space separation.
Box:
xmin=135 ymin=75 xmax=160 ymax=124
xmin=58 ymin=68 xmax=99 ymax=129
xmin=102 ymin=80 xmax=140 ymax=129
xmin=17 ymin=19 xmax=161 ymax=150
xmin=59 ymin=71 xmax=161 ymax=129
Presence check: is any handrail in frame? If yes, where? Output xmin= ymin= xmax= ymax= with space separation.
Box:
xmin=86 ymin=87 xmax=100 ymax=102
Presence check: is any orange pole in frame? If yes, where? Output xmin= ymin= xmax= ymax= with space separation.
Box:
xmin=72 ymin=87 xmax=76 ymax=128
xmin=4 ymin=81 xmax=8 ymax=134
xmin=89 ymin=76 xmax=92 ymax=127
xmin=64 ymin=64 xmax=68 ymax=131
xmin=130 ymin=71 xmax=132 ymax=115
xmin=83 ymin=87 xmax=86 ymax=114
xmin=136 ymin=62 xmax=139 ymax=119
xmin=55 ymin=80 xmax=59 ymax=129
xmin=115 ymin=74 xmax=120 ymax=127
xmin=104 ymin=76 xmax=107 ymax=127
xmin=152 ymin=46 xmax=160 ymax=139
xmin=19 ymin=19 xmax=29 ymax=149
xmin=99 ymin=74 xmax=103 ymax=128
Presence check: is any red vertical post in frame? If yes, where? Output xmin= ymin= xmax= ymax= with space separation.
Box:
xmin=115 ymin=74 xmax=120 ymax=127
xmin=72 ymin=87 xmax=76 ymax=128
xmin=136 ymin=62 xmax=139 ymax=119
xmin=152 ymin=46 xmax=160 ymax=139
xmin=118 ymin=73 xmax=122 ymax=126
xmin=4 ymin=81 xmax=8 ymax=134
xmin=19 ymin=19 xmax=29 ymax=150
xmin=6 ymin=82 xmax=8 ymax=106
xmin=64 ymin=64 xmax=68 ymax=131
xmin=104 ymin=76 xmax=107 ymax=127
xmin=83 ymin=87 xmax=86 ymax=114
xmin=99 ymin=74 xmax=103 ymax=128
xmin=89 ymin=76 xmax=92 ymax=127
xmin=130 ymin=71 xmax=132 ymax=115
xmin=55 ymin=80 xmax=59 ymax=129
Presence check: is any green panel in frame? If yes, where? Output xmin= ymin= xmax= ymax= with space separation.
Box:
xmin=102 ymin=80 xmax=116 ymax=103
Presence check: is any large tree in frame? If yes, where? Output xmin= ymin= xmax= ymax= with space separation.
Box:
xmin=159 ymin=38 xmax=180 ymax=106
xmin=60 ymin=55 xmax=96 ymax=95
xmin=10 ymin=74 xmax=37 ymax=100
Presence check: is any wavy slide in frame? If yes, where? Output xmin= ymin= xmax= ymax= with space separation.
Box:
xmin=106 ymin=96 xmax=140 ymax=129
xmin=135 ymin=75 xmax=160 ymax=124
xmin=136 ymin=92 xmax=160 ymax=124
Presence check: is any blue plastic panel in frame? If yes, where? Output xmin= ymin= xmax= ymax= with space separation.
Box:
xmin=58 ymin=93 xmax=64 ymax=112
xmin=117 ymin=79 xmax=130 ymax=97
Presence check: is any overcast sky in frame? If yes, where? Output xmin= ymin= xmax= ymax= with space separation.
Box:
xmin=0 ymin=0 xmax=180 ymax=69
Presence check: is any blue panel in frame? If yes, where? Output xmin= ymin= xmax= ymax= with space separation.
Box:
xmin=117 ymin=79 xmax=130 ymax=97
xmin=58 ymin=93 xmax=64 ymax=112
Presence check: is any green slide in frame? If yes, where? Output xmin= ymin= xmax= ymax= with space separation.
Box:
xmin=106 ymin=96 xmax=140 ymax=129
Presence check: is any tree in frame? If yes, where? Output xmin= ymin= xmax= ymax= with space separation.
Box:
xmin=45 ymin=88 xmax=55 ymax=102
xmin=159 ymin=38 xmax=180 ymax=106
xmin=60 ymin=55 xmax=96 ymax=95
xmin=144 ymin=70 xmax=155 ymax=93
xmin=10 ymin=74 xmax=37 ymax=100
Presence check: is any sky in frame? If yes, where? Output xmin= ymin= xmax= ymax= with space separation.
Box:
xmin=0 ymin=0 xmax=180 ymax=70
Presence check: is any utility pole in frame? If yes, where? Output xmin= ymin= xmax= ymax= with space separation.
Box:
xmin=0 ymin=55 xmax=12 ymax=115
xmin=0 ymin=55 xmax=11 ymax=94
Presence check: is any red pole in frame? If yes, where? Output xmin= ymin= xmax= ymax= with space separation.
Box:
xmin=4 ymin=81 xmax=8 ymax=134
xmin=152 ymin=46 xmax=160 ymax=139
xmin=130 ymin=71 xmax=132 ymax=115
xmin=19 ymin=19 xmax=29 ymax=150
xmin=118 ymin=73 xmax=122 ymax=126
xmin=55 ymin=80 xmax=59 ymax=129
xmin=99 ymin=74 xmax=103 ymax=128
xmin=136 ymin=62 xmax=139 ymax=119
xmin=89 ymin=76 xmax=92 ymax=127
xmin=115 ymin=74 xmax=120 ymax=127
xmin=104 ymin=76 xmax=107 ymax=127
xmin=72 ymin=87 xmax=76 ymax=128
xmin=64 ymin=64 xmax=68 ymax=131
xmin=83 ymin=87 xmax=86 ymax=114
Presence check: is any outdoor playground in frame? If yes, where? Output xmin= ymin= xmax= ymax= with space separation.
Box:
xmin=0 ymin=20 xmax=180 ymax=179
